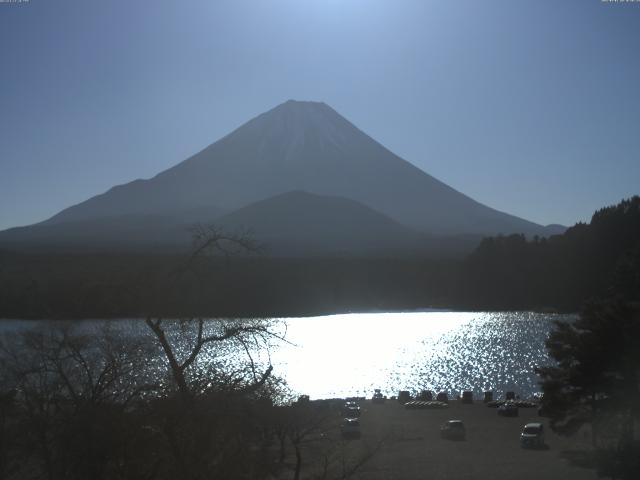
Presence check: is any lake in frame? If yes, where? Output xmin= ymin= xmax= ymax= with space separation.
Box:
xmin=270 ymin=311 xmax=569 ymax=399
xmin=0 ymin=311 xmax=571 ymax=400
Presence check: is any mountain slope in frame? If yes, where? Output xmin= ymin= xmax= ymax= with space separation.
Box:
xmin=0 ymin=191 xmax=433 ymax=256
xmin=216 ymin=190 xmax=427 ymax=256
xmin=0 ymin=214 xmax=193 ymax=252
xmin=39 ymin=100 xmax=550 ymax=236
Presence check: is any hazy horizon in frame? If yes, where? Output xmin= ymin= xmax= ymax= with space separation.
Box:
xmin=1 ymin=0 xmax=639 ymax=230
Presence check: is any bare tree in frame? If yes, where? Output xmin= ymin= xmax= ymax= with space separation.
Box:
xmin=0 ymin=322 xmax=156 ymax=480
xmin=0 ymin=224 xmax=385 ymax=480
xmin=144 ymin=317 xmax=275 ymax=401
xmin=137 ymin=225 xmax=291 ymax=480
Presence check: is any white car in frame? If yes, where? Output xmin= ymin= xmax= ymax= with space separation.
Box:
xmin=520 ymin=422 xmax=545 ymax=448
xmin=341 ymin=418 xmax=361 ymax=438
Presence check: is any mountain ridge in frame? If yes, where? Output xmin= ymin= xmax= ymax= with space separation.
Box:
xmin=1 ymin=100 xmax=564 ymax=253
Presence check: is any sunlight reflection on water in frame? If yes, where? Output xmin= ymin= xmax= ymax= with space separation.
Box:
xmin=269 ymin=311 xmax=572 ymax=399
xmin=1 ymin=311 xmax=573 ymax=400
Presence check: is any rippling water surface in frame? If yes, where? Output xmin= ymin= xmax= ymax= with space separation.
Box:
xmin=268 ymin=311 xmax=572 ymax=399
xmin=1 ymin=311 xmax=573 ymax=400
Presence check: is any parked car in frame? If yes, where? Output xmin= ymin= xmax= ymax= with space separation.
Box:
xmin=418 ymin=390 xmax=433 ymax=401
xmin=342 ymin=401 xmax=361 ymax=418
xmin=440 ymin=420 xmax=466 ymax=440
xmin=436 ymin=392 xmax=449 ymax=403
xmin=398 ymin=391 xmax=412 ymax=404
xmin=520 ymin=422 xmax=545 ymax=448
xmin=341 ymin=418 xmax=361 ymax=438
xmin=372 ymin=389 xmax=385 ymax=404
xmin=498 ymin=401 xmax=519 ymax=417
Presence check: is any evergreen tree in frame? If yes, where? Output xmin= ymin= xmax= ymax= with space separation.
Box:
xmin=537 ymin=301 xmax=640 ymax=479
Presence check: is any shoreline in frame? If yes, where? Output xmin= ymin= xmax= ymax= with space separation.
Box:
xmin=0 ymin=307 xmax=579 ymax=322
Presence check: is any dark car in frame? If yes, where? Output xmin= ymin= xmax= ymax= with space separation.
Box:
xmin=342 ymin=401 xmax=361 ymax=418
xmin=372 ymin=389 xmax=385 ymax=404
xmin=398 ymin=391 xmax=412 ymax=404
xmin=440 ymin=420 xmax=466 ymax=440
xmin=418 ymin=390 xmax=433 ymax=401
xmin=498 ymin=401 xmax=519 ymax=417
xmin=436 ymin=392 xmax=449 ymax=403
xmin=520 ymin=423 xmax=545 ymax=448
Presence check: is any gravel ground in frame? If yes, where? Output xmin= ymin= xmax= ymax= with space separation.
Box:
xmin=297 ymin=400 xmax=599 ymax=480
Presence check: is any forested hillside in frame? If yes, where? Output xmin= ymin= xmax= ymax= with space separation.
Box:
xmin=460 ymin=196 xmax=640 ymax=310
xmin=0 ymin=197 xmax=638 ymax=319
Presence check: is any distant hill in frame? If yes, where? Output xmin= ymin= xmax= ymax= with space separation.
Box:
xmin=0 ymin=100 xmax=563 ymax=253
xmin=215 ymin=190 xmax=427 ymax=256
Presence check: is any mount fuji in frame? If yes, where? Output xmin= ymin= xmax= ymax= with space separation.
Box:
xmin=0 ymin=100 xmax=563 ymax=255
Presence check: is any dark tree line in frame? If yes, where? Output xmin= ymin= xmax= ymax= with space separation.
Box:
xmin=0 ymin=196 xmax=638 ymax=318
xmin=0 ymin=253 xmax=455 ymax=319
xmin=460 ymin=196 xmax=640 ymax=310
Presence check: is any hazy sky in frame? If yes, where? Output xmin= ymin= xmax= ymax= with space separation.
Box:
xmin=1 ymin=0 xmax=639 ymax=230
